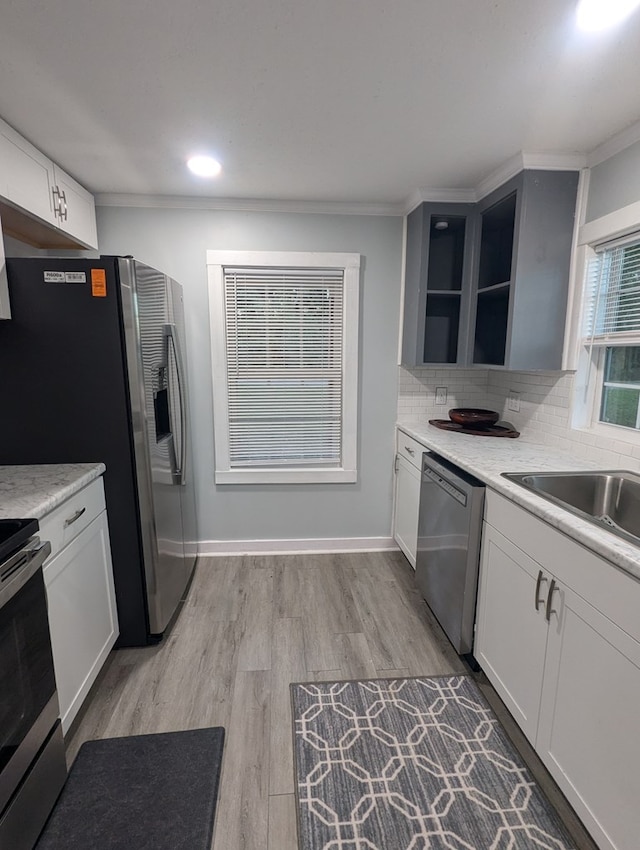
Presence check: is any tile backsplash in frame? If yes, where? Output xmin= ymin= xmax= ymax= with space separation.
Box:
xmin=397 ymin=367 xmax=489 ymax=420
xmin=398 ymin=365 xmax=640 ymax=472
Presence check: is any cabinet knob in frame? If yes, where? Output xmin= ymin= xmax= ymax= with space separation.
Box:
xmin=404 ymin=446 xmax=415 ymax=456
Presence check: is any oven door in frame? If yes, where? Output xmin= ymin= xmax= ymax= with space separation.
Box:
xmin=0 ymin=538 xmax=58 ymax=815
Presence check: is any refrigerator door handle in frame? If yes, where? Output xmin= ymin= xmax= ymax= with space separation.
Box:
xmin=163 ymin=323 xmax=187 ymax=485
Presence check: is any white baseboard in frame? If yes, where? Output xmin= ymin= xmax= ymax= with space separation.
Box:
xmin=197 ymin=536 xmax=398 ymax=556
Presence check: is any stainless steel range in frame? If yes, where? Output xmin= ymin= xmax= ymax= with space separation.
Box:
xmin=0 ymin=518 xmax=67 ymax=850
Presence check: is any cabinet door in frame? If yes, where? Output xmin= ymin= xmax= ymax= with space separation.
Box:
xmin=44 ymin=510 xmax=119 ymax=733
xmin=52 ymin=164 xmax=98 ymax=248
xmin=475 ymin=523 xmax=549 ymax=743
xmin=537 ymin=585 xmax=640 ymax=850
xmin=393 ymin=454 xmax=421 ymax=567
xmin=0 ymin=119 xmax=56 ymax=225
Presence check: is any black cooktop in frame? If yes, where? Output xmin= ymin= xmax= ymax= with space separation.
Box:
xmin=0 ymin=518 xmax=39 ymax=563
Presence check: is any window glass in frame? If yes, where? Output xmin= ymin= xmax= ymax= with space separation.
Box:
xmin=599 ymin=346 xmax=640 ymax=429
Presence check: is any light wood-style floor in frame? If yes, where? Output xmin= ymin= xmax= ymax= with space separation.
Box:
xmin=66 ymin=551 xmax=595 ymax=850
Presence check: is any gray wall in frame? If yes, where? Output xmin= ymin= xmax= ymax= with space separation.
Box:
xmin=586 ymin=139 xmax=640 ymax=223
xmin=96 ymin=205 xmax=403 ymax=543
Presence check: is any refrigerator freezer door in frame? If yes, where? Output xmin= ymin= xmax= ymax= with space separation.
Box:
xmin=168 ymin=277 xmax=198 ymax=571
xmin=123 ymin=260 xmax=191 ymax=635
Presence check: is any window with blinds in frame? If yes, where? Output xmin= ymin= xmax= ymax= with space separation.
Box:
xmin=225 ymin=267 xmax=344 ymax=467
xmin=584 ymin=238 xmax=640 ymax=341
xmin=207 ymin=251 xmax=360 ymax=483
xmin=582 ymin=234 xmax=640 ymax=430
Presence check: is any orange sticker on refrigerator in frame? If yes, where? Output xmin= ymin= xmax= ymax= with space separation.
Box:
xmin=91 ymin=269 xmax=107 ymax=297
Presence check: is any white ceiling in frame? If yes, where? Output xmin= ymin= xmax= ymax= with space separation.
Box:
xmin=1 ymin=0 xmax=639 ymax=207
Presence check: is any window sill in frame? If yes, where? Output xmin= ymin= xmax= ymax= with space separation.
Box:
xmin=215 ymin=467 xmax=358 ymax=485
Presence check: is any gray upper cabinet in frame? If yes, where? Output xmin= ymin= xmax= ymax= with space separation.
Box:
xmin=471 ymin=170 xmax=579 ymax=370
xmin=401 ymin=201 xmax=476 ymax=367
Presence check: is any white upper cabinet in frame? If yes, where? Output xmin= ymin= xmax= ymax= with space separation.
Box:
xmin=52 ymin=164 xmax=98 ymax=248
xmin=0 ymin=117 xmax=97 ymax=249
xmin=0 ymin=120 xmax=56 ymax=224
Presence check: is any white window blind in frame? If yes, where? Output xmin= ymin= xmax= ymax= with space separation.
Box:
xmin=208 ymin=250 xmax=359 ymax=484
xmin=584 ymin=234 xmax=640 ymax=343
xmin=224 ymin=266 xmax=345 ymax=467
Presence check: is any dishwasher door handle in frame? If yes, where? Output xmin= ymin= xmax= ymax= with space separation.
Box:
xmin=422 ymin=464 xmax=467 ymax=507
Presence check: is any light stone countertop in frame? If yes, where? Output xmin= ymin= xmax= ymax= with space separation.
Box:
xmin=397 ymin=419 xmax=640 ymax=582
xmin=0 ymin=463 xmax=106 ymax=520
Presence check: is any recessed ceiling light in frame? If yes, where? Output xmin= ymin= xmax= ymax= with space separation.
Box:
xmin=576 ymin=0 xmax=640 ymax=31
xmin=187 ymin=155 xmax=222 ymax=178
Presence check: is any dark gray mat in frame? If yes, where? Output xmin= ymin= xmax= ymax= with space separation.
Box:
xmin=292 ymin=675 xmax=576 ymax=849
xmin=36 ymin=727 xmax=225 ymax=850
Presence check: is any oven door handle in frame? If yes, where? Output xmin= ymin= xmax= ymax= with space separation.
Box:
xmin=0 ymin=540 xmax=52 ymax=610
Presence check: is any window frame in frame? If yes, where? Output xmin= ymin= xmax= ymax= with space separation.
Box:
xmin=572 ymin=227 xmax=640 ymax=444
xmin=207 ymin=250 xmax=360 ymax=484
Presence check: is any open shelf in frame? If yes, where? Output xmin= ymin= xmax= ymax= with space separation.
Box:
xmin=424 ymin=293 xmax=461 ymax=363
xmin=473 ymin=286 xmax=510 ymax=365
xmin=427 ymin=215 xmax=466 ymax=292
xmin=478 ymin=192 xmax=516 ymax=290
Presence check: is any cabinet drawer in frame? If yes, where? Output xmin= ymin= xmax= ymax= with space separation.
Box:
xmin=39 ymin=477 xmax=106 ymax=558
xmin=485 ymin=489 xmax=640 ymax=642
xmin=396 ymin=430 xmax=425 ymax=470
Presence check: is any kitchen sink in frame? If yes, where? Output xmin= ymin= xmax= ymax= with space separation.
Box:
xmin=502 ymin=470 xmax=640 ymax=546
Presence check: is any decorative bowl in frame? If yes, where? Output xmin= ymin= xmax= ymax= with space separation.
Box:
xmin=448 ymin=408 xmax=500 ymax=427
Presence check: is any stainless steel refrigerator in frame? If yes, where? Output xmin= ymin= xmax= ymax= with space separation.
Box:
xmin=0 ymin=256 xmax=197 ymax=646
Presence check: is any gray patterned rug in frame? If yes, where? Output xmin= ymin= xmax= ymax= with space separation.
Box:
xmin=291 ymin=675 xmax=576 ymax=850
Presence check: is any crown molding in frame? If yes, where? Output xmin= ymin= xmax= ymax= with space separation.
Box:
xmin=403 ymin=189 xmax=424 ymax=216
xmin=521 ymin=151 xmax=587 ymax=171
xmin=587 ymin=119 xmax=640 ymax=168
xmin=474 ymin=153 xmax=524 ymax=201
xmin=475 ymin=151 xmax=585 ymax=200
xmin=403 ymin=151 xmax=586 ymax=214
xmin=94 ymin=192 xmax=405 ymax=217
xmin=97 ymin=149 xmax=590 ymax=220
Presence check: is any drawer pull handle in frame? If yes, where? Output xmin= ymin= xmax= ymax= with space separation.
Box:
xmin=534 ymin=569 xmax=547 ymax=611
xmin=545 ymin=579 xmax=558 ymax=623
xmin=64 ymin=507 xmax=86 ymax=528
xmin=404 ymin=446 xmax=415 ymax=456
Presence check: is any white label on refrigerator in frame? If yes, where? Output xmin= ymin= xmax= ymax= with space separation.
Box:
xmin=43 ymin=271 xmax=87 ymax=284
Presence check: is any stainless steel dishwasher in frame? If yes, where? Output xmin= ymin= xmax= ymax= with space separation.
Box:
xmin=416 ymin=452 xmax=485 ymax=655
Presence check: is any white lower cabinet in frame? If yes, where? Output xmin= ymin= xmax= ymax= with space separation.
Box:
xmin=393 ymin=453 xmax=421 ymax=567
xmin=476 ymin=490 xmax=640 ymax=850
xmin=537 ymin=587 xmax=640 ymax=850
xmin=393 ymin=428 xmax=425 ymax=568
xmin=41 ymin=479 xmax=119 ymax=734
xmin=474 ymin=525 xmax=548 ymax=743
